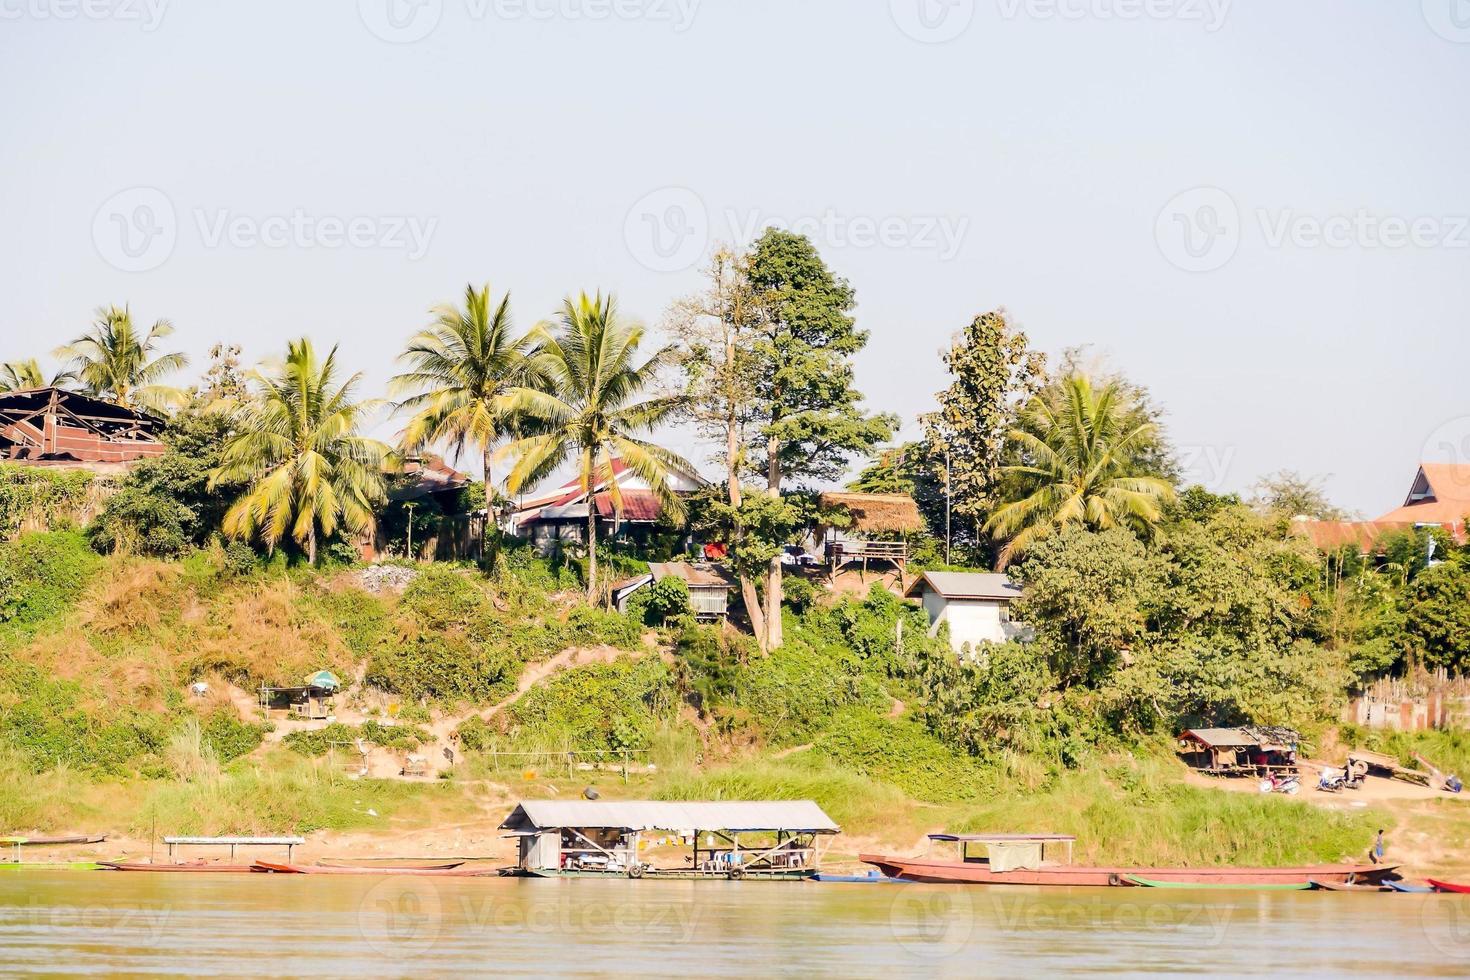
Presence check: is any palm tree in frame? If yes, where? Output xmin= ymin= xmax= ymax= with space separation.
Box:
xmin=390 ymin=284 xmax=538 ymax=522
xmin=55 ymin=305 xmax=188 ymax=412
xmin=502 ymin=292 xmax=690 ymax=599
xmin=210 ymin=338 xmax=390 ymax=565
xmin=0 ymin=359 xmax=50 ymax=392
xmin=986 ymin=373 xmax=1176 ymax=568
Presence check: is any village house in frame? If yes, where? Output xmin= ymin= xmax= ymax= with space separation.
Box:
xmin=1293 ymin=461 xmax=1470 ymax=554
xmin=0 ymin=386 xmax=165 ymax=476
xmin=506 ymin=457 xmax=707 ymax=556
xmin=903 ymin=571 xmax=1028 ymax=655
xmin=612 ymin=561 xmax=738 ymax=621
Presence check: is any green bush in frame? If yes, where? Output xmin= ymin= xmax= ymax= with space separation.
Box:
xmin=200 ymin=711 xmax=268 ymax=763
xmin=283 ymin=721 xmax=428 ymax=757
xmin=0 ymin=531 xmax=101 ymax=643
xmin=507 ymin=656 xmax=676 ymax=751
xmin=0 ymin=465 xmax=95 ymax=539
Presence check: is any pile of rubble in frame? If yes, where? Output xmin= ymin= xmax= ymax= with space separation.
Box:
xmin=356 ymin=564 xmax=420 ymax=594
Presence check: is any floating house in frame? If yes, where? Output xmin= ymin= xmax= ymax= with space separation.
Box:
xmin=499 ymin=800 xmax=840 ymax=879
xmin=903 ymin=571 xmax=1027 ymax=654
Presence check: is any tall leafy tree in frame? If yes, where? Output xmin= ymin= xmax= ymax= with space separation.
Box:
xmin=744 ymin=229 xmax=894 ymax=648
xmin=391 ymin=284 xmax=537 ymax=521
xmin=987 ymin=373 xmax=1175 ymax=567
xmin=54 ymin=305 xmax=188 ymax=412
xmin=503 ymin=292 xmax=691 ymax=599
xmin=921 ymin=310 xmax=1045 ymax=562
xmin=210 ymin=339 xmax=389 ymax=565
xmin=668 ymin=247 xmax=770 ymax=644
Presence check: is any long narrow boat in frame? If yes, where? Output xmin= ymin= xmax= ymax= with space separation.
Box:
xmin=253 ymin=861 xmax=498 ymax=877
xmin=98 ymin=861 xmax=258 ymax=873
xmin=1428 ymin=878 xmax=1470 ymax=894
xmin=1 ymin=836 xmax=107 ymax=846
xmin=1386 ymin=880 xmax=1435 ymax=893
xmin=1129 ymin=875 xmax=1310 ymax=891
xmin=318 ymin=861 xmax=465 ymax=871
xmin=1309 ymin=879 xmax=1388 ymax=892
xmin=861 ymin=834 xmax=1398 ymax=888
xmin=0 ymin=862 xmax=103 ymax=871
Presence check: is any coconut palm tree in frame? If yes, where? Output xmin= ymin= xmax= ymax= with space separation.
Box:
xmin=210 ymin=338 xmax=390 ymax=565
xmin=986 ymin=373 xmax=1176 ymax=568
xmin=390 ymin=284 xmax=538 ymax=521
xmin=0 ymin=359 xmax=50 ymax=392
xmin=54 ymin=305 xmax=188 ymax=412
xmin=502 ymin=292 xmax=690 ymax=598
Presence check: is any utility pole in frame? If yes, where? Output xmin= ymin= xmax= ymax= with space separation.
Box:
xmin=404 ymin=501 xmax=417 ymax=559
xmin=945 ymin=447 xmax=952 ymax=566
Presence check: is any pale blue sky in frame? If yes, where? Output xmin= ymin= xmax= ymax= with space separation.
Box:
xmin=2 ymin=1 xmax=1467 ymax=514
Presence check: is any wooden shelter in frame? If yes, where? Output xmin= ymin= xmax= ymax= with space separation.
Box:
xmin=1176 ymin=727 xmax=1300 ymax=777
xmin=0 ymin=387 xmax=165 ymax=471
xmin=817 ymin=492 xmax=923 ymax=575
xmin=499 ymin=800 xmax=840 ymax=879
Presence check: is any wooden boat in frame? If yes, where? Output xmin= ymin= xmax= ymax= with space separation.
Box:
xmin=318 ymin=860 xmax=465 ymax=871
xmin=1386 ymin=880 xmax=1435 ymax=893
xmin=1129 ymin=875 xmax=1310 ymax=891
xmin=253 ymin=861 xmax=498 ymax=877
xmin=1 ymin=835 xmax=107 ymax=846
xmin=811 ymin=871 xmax=906 ymax=883
xmin=0 ymin=862 xmax=103 ymax=871
xmin=1428 ymin=878 xmax=1470 ymax=894
xmin=1309 ymin=879 xmax=1389 ymax=892
xmin=861 ymin=834 xmax=1397 ymax=888
xmin=98 ymin=861 xmax=258 ymax=873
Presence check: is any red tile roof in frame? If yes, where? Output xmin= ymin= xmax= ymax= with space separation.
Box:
xmin=1375 ymin=463 xmax=1470 ymax=532
xmin=593 ymin=490 xmax=663 ymax=522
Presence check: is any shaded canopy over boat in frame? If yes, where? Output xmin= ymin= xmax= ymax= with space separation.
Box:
xmin=499 ymin=800 xmax=840 ymax=835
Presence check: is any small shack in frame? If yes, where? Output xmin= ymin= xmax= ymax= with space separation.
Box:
xmin=258 ymin=671 xmax=342 ymax=721
xmin=614 ymin=562 xmax=737 ymax=621
xmin=817 ymin=492 xmax=923 ymax=575
xmin=1176 ymin=727 xmax=1300 ymax=777
xmin=903 ymin=571 xmax=1026 ymax=653
xmin=499 ymin=799 xmax=840 ymax=879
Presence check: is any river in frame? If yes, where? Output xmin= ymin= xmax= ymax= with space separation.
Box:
xmin=3 ymin=872 xmax=1470 ymax=976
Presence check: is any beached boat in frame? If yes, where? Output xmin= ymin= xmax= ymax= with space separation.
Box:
xmin=1129 ymin=875 xmax=1310 ymax=891
xmin=318 ymin=860 xmax=465 ymax=870
xmin=98 ymin=861 xmax=258 ymax=873
xmin=1309 ymin=879 xmax=1388 ymax=892
xmin=253 ymin=861 xmax=498 ymax=877
xmin=860 ymin=834 xmax=1397 ymax=888
xmin=1427 ymin=878 xmax=1470 ymax=894
xmin=1385 ymin=880 xmax=1435 ymax=893
xmin=0 ymin=862 xmax=103 ymax=871
xmin=1 ymin=835 xmax=107 ymax=846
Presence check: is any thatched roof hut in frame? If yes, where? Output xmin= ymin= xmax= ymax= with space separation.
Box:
xmin=818 ymin=492 xmax=924 ymax=535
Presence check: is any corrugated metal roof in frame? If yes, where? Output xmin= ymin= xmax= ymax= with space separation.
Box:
xmin=500 ymin=800 xmax=840 ymax=834
xmin=1178 ymin=728 xmax=1258 ymax=747
xmin=904 ymin=571 xmax=1021 ymax=601
xmin=649 ymin=562 xmax=736 ymax=590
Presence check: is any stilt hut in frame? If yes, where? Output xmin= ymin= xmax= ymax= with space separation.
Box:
xmin=816 ymin=492 xmax=923 ymax=576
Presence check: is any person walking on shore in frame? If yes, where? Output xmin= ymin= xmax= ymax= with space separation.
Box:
xmin=1370 ymin=829 xmax=1385 ymax=864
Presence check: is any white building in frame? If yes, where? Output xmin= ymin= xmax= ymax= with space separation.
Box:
xmin=903 ymin=571 xmax=1028 ymax=654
